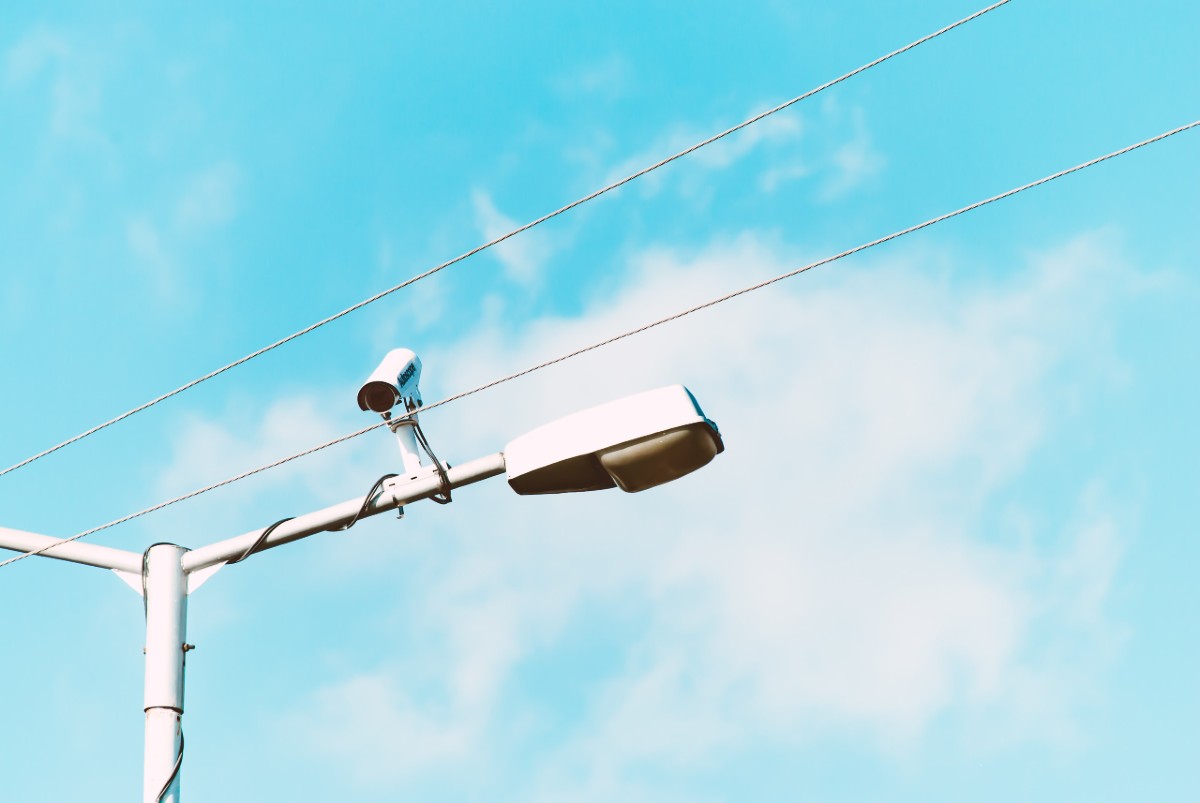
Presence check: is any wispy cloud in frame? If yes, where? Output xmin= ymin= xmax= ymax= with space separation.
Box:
xmin=597 ymin=100 xmax=882 ymax=203
xmin=5 ymin=27 xmax=69 ymax=85
xmin=600 ymin=111 xmax=804 ymax=199
xmin=218 ymin=229 xmax=1141 ymax=793
xmin=154 ymin=394 xmax=355 ymax=503
xmin=552 ymin=54 xmax=633 ymax=101
xmin=125 ymin=216 xmax=177 ymax=300
xmin=175 ymin=161 xmax=241 ymax=231
xmin=471 ymin=189 xmax=555 ymax=284
xmin=816 ymin=105 xmax=885 ymax=201
xmin=124 ymin=160 xmax=244 ymax=302
xmin=276 ymin=670 xmax=478 ymax=782
xmin=5 ymin=26 xmax=105 ymax=144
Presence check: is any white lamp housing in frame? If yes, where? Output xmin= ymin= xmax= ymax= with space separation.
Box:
xmin=504 ymin=385 xmax=724 ymax=495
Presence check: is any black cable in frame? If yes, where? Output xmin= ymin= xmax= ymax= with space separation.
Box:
xmin=142 ymin=548 xmax=150 ymax=617
xmin=226 ymin=518 xmax=294 ymax=565
xmin=141 ymin=542 xmax=177 ymax=617
xmin=326 ymin=473 xmax=400 ymax=531
xmin=411 ymin=420 xmax=452 ymax=504
xmin=228 ymin=473 xmax=400 ymax=563
xmin=155 ymin=726 xmax=184 ymax=803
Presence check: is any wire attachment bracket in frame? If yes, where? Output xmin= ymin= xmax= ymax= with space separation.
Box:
xmin=381 ymin=410 xmax=453 ymax=504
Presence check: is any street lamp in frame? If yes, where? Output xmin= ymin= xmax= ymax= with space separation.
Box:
xmin=0 ymin=352 xmax=724 ymax=803
xmin=505 ymin=384 xmax=723 ymax=494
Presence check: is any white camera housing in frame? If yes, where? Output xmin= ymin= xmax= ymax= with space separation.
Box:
xmin=357 ymin=348 xmax=423 ymax=414
xmin=357 ymin=348 xmax=436 ymax=481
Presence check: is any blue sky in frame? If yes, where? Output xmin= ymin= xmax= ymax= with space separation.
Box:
xmin=1 ymin=1 xmax=1197 ymax=800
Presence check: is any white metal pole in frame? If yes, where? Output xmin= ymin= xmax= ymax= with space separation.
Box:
xmin=142 ymin=543 xmax=189 ymax=803
xmin=180 ymin=451 xmax=506 ymax=573
xmin=0 ymin=525 xmax=141 ymax=572
xmin=0 ymin=450 xmax=510 ymax=800
xmin=391 ymin=420 xmax=426 ymax=477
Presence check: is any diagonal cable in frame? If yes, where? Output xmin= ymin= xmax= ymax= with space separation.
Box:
xmin=2 ymin=117 xmax=1193 ymax=570
xmin=0 ymin=0 xmax=1015 ymax=480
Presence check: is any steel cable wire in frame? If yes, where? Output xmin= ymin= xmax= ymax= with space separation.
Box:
xmin=0 ymin=0 xmax=1014 ymax=480
xmin=2 ymin=118 xmax=1193 ymax=570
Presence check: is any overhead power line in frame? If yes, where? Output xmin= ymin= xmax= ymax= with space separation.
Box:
xmin=3 ymin=117 xmax=1194 ymax=571
xmin=0 ymin=0 xmax=1015 ymax=481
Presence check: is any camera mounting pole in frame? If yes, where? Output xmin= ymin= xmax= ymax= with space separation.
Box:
xmin=0 ymin=529 xmax=194 ymax=803
xmin=381 ymin=408 xmax=426 ymax=478
xmin=356 ymin=348 xmax=433 ymax=479
xmin=0 ymin=374 xmax=723 ymax=802
xmin=0 ymin=453 xmax=507 ymax=803
xmin=142 ymin=543 xmax=188 ymax=803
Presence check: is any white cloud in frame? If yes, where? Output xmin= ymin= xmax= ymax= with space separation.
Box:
xmin=553 ymin=54 xmax=633 ymax=100
xmin=5 ymin=28 xmax=69 ymax=85
xmin=125 ymin=216 xmax=177 ymax=301
xmin=123 ymin=160 xmax=242 ymax=303
xmin=433 ymin=231 xmax=1130 ymax=768
xmin=159 ymin=229 xmax=1136 ymax=792
xmin=175 ymin=161 xmax=241 ymax=231
xmin=373 ymin=236 xmax=448 ymax=333
xmin=0 ymin=277 xmax=33 ymax=325
xmin=5 ymin=26 xmax=104 ymax=144
xmin=600 ymin=111 xmax=803 ymax=200
xmin=154 ymin=395 xmax=354 ymax=503
xmin=599 ymin=100 xmax=881 ymax=203
xmin=758 ymin=158 xmax=811 ymax=192
xmin=471 ymin=190 xmax=555 ymax=284
xmin=690 ymin=112 xmax=803 ymax=170
xmin=276 ymin=670 xmax=476 ymax=782
xmin=816 ymin=106 xmax=885 ymax=201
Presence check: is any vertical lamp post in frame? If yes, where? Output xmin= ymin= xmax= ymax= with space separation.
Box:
xmin=0 ymin=352 xmax=723 ymax=803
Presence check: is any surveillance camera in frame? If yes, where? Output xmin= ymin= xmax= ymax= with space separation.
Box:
xmin=357 ymin=348 xmax=439 ymax=481
xmin=357 ymin=348 xmax=423 ymax=413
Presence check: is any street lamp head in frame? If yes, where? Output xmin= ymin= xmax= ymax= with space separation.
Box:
xmin=357 ymin=348 xmax=423 ymax=413
xmin=503 ymin=385 xmax=724 ymax=495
